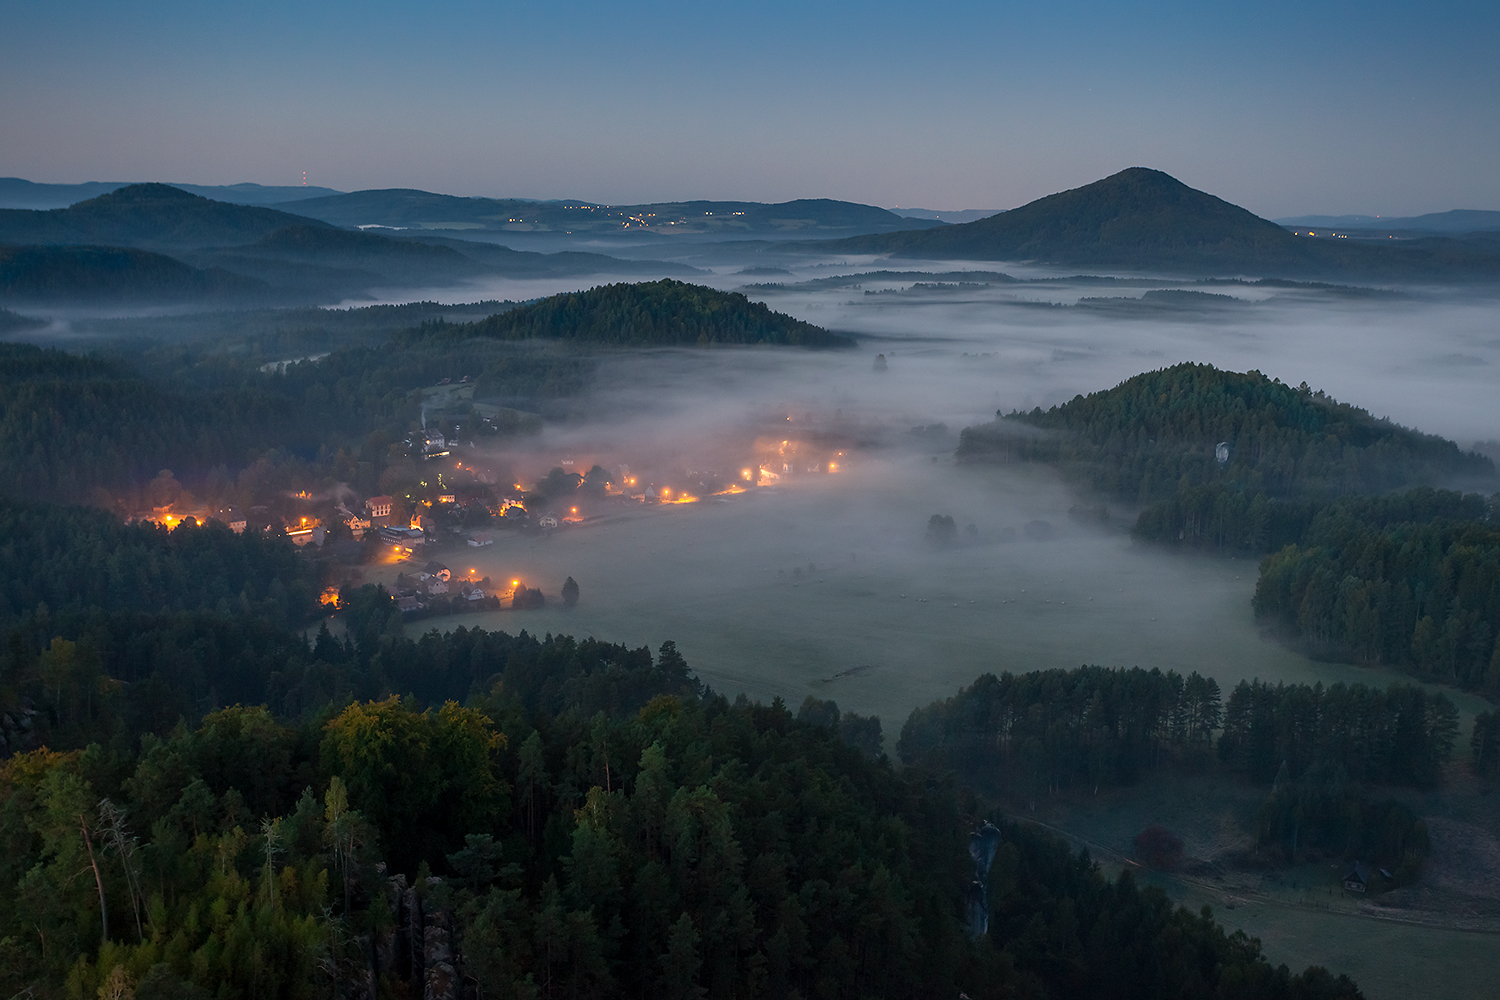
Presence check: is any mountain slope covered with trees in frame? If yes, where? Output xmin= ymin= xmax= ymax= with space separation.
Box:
xmin=958 ymin=363 xmax=1500 ymax=690
xmin=411 ymin=279 xmax=856 ymax=347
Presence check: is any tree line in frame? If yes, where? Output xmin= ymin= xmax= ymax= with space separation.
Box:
xmin=897 ymin=666 xmax=1227 ymax=801
xmin=899 ymin=665 xmax=1456 ymax=794
xmin=1252 ymin=499 xmax=1500 ymax=690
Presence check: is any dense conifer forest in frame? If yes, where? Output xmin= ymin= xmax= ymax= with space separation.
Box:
xmin=0 ymin=488 xmax=1365 ymax=998
xmin=415 ymin=279 xmax=856 ymax=348
xmin=0 ymin=339 xmax=585 ymax=505
xmin=958 ymin=363 xmax=1500 ymax=691
xmin=0 ymin=614 xmax=1364 ymax=1000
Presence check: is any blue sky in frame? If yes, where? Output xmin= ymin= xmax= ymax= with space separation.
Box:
xmin=3 ymin=0 xmax=1497 ymax=216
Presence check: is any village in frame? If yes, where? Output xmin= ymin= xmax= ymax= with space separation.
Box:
xmin=114 ymin=410 xmax=856 ymax=619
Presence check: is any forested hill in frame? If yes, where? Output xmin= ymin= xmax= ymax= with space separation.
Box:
xmin=0 ymin=337 xmax=588 ymax=505
xmin=0 ymin=244 xmax=264 ymax=304
xmin=408 ymin=278 xmax=856 ymax=347
xmin=822 ymin=168 xmax=1500 ymax=282
xmin=959 ymin=364 xmax=1500 ymax=694
xmin=959 ymin=362 xmax=1493 ymax=503
xmin=0 ymin=183 xmax=335 ymax=249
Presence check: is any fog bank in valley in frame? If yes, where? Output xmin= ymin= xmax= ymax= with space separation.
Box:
xmin=362 ymin=253 xmax=1500 ymax=731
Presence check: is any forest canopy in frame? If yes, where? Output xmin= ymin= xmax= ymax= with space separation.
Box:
xmin=408 ymin=279 xmax=857 ymax=348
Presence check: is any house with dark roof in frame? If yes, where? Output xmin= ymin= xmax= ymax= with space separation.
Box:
xmin=1342 ymin=862 xmax=1372 ymax=893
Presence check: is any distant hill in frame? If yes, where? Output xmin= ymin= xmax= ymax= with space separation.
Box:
xmin=180 ymin=226 xmax=704 ymax=298
xmin=406 ymin=279 xmax=854 ymax=347
xmin=825 ymin=168 xmax=1500 ymax=282
xmin=890 ymin=207 xmax=1000 ymax=224
xmin=0 ymin=308 xmax=48 ymax=334
xmin=0 ymin=244 xmax=264 ymax=304
xmin=0 ymin=178 xmax=344 ymax=210
xmin=0 ymin=188 xmax=703 ymax=303
xmin=0 ymin=184 xmax=335 ymax=250
xmin=832 ymin=168 xmax=1311 ymax=266
xmin=278 ymin=189 xmax=943 ymax=237
xmin=398 ymin=235 xmax=704 ymax=278
xmin=958 ymin=362 xmax=1492 ymax=500
xmin=1277 ymin=209 xmax=1500 ymax=234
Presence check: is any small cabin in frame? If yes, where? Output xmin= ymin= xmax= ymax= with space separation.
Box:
xmin=538 ymin=514 xmax=559 ymax=530
xmin=1342 ymin=862 xmax=1372 ymax=893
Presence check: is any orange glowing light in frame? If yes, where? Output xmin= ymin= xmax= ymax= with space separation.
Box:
xmin=741 ymin=469 xmax=752 ymax=479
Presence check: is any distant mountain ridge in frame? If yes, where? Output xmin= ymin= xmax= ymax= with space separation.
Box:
xmin=0 ymin=184 xmax=336 ymax=250
xmin=0 ymin=185 xmax=704 ymax=303
xmin=890 ymin=207 xmax=1002 ymax=224
xmin=276 ymin=189 xmax=944 ymax=237
xmin=821 ymin=168 xmax=1500 ymax=282
xmin=0 ymin=244 xmax=263 ymax=304
xmin=0 ymin=177 xmax=344 ymax=210
xmin=1276 ymin=209 xmax=1500 ymax=234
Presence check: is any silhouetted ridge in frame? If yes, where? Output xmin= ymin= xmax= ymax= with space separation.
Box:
xmin=835 ymin=168 xmax=1299 ymax=265
xmin=0 ymin=184 xmax=335 ymax=249
xmin=827 ymin=168 xmax=1500 ymax=281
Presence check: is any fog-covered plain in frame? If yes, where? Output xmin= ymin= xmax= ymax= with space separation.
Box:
xmin=360 ymin=253 xmax=1500 ymax=734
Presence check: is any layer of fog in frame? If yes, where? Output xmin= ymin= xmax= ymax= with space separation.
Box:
xmin=355 ymin=255 xmax=1499 ymax=733
xmin=355 ymin=249 xmax=1500 ymax=447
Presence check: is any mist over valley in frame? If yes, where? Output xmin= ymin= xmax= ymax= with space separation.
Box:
xmin=2 ymin=165 xmax=1500 ymax=1000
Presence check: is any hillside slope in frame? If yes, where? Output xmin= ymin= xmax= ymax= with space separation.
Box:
xmin=0 ymin=184 xmax=335 ymax=249
xmin=0 ymin=244 xmax=264 ymax=304
xmin=407 ymin=278 xmax=854 ymax=347
xmin=958 ymin=361 xmax=1493 ymax=501
xmin=828 ymin=168 xmax=1500 ymax=281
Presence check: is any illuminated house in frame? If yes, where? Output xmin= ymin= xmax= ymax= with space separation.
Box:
xmin=365 ymin=496 xmax=393 ymax=524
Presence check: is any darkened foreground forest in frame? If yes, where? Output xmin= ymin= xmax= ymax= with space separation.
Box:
xmin=0 ymin=496 xmax=1362 ymax=998
xmin=412 ymin=278 xmax=857 ymax=348
xmin=0 ymin=631 xmax=1363 ymax=1000
xmin=958 ymin=364 xmax=1500 ymax=693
